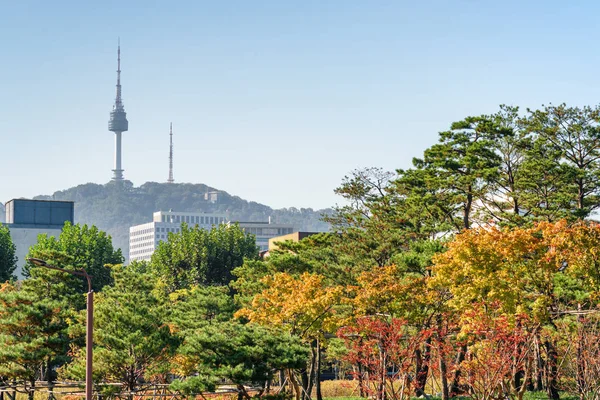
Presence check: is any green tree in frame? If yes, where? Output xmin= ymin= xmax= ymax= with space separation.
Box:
xmin=168 ymin=285 xmax=308 ymax=399
xmin=517 ymin=137 xmax=577 ymax=222
xmin=172 ymin=322 xmax=308 ymax=399
xmin=324 ymin=168 xmax=412 ymax=268
xmin=168 ymin=285 xmax=236 ymax=332
xmin=20 ymin=255 xmax=84 ymax=389
xmin=0 ymin=225 xmax=17 ymax=282
xmin=395 ymin=116 xmax=506 ymax=231
xmin=150 ymin=223 xmax=258 ymax=292
xmin=525 ymin=103 xmax=600 ymax=218
xmin=483 ymin=105 xmax=531 ymax=225
xmin=0 ymin=282 xmax=69 ymax=400
xmin=388 ymin=117 xmax=509 ymax=396
xmin=62 ymin=265 xmax=173 ymax=398
xmin=24 ymin=222 xmax=123 ymax=293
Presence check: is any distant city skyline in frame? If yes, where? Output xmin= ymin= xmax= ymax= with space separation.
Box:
xmin=2 ymin=1 xmax=600 ymax=210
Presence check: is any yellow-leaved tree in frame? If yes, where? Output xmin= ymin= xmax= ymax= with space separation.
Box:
xmin=236 ymin=272 xmax=343 ymax=400
xmin=430 ymin=220 xmax=600 ymax=400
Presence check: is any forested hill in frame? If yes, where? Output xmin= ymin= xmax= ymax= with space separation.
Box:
xmin=25 ymin=181 xmax=331 ymax=261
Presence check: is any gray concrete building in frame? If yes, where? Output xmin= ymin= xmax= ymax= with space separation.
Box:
xmin=4 ymin=199 xmax=75 ymax=278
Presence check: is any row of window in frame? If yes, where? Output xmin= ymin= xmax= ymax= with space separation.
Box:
xmin=130 ymin=234 xmax=155 ymax=243
xmin=161 ymin=215 xmax=226 ymax=225
xmin=131 ymin=242 xmax=154 ymax=250
xmin=156 ymin=227 xmax=182 ymax=233
xmin=132 ymin=224 xmax=294 ymax=238
xmin=130 ymin=249 xmax=153 ymax=257
xmin=131 ymin=227 xmax=154 ymax=234
xmin=243 ymin=227 xmax=294 ymax=236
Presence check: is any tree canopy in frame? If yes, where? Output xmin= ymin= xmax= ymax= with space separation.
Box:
xmin=5 ymin=102 xmax=600 ymax=400
xmin=0 ymin=225 xmax=17 ymax=282
xmin=150 ymin=223 xmax=259 ymax=292
xmin=24 ymin=222 xmax=124 ymax=293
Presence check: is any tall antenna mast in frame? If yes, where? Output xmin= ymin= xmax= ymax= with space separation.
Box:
xmin=168 ymin=122 xmax=174 ymax=183
xmin=115 ymin=38 xmax=123 ymax=109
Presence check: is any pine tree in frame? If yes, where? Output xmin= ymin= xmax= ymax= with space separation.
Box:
xmin=0 ymin=282 xmax=69 ymax=400
xmin=62 ymin=265 xmax=172 ymax=398
xmin=0 ymin=225 xmax=17 ymax=282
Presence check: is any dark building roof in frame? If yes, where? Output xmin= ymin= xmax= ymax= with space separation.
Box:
xmin=5 ymin=199 xmax=74 ymax=227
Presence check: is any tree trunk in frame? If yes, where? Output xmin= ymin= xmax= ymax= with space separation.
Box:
xmin=515 ymin=355 xmax=532 ymax=400
xmin=288 ymin=369 xmax=302 ymax=400
xmin=306 ymin=339 xmax=317 ymax=400
xmin=414 ymin=337 xmax=431 ymax=397
xmin=464 ymin=191 xmax=473 ymax=229
xmin=357 ymin=363 xmax=366 ymax=398
xmin=9 ymin=380 xmax=16 ymax=400
xmin=545 ymin=340 xmax=560 ymax=400
xmin=127 ymin=369 xmax=136 ymax=400
xmin=301 ymin=368 xmax=309 ymax=400
xmin=439 ymin=346 xmax=449 ymax=400
xmin=237 ymin=384 xmax=252 ymax=400
xmin=27 ymin=377 xmax=35 ymax=400
xmin=578 ymin=180 xmax=585 ymax=211
xmin=316 ymin=338 xmax=323 ymax=400
xmin=45 ymin=358 xmax=54 ymax=400
xmin=279 ymin=370 xmax=286 ymax=392
xmin=512 ymin=321 xmax=525 ymax=394
xmin=577 ymin=305 xmax=585 ymax=400
xmin=533 ymin=334 xmax=544 ymax=391
xmin=378 ymin=344 xmax=386 ymax=400
xmin=450 ymin=344 xmax=467 ymax=396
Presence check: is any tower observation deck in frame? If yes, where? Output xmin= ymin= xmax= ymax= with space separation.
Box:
xmin=108 ymin=42 xmax=129 ymax=181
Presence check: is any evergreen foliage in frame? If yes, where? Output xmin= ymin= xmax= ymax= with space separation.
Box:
xmin=0 ymin=225 xmax=17 ymax=282
xmin=168 ymin=286 xmax=308 ymax=396
xmin=0 ymin=281 xmax=70 ymax=400
xmin=62 ymin=265 xmax=173 ymax=394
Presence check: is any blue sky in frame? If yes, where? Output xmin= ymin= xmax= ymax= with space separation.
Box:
xmin=1 ymin=1 xmax=599 ymax=210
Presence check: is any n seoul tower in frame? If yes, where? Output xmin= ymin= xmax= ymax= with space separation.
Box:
xmin=108 ymin=42 xmax=129 ymax=181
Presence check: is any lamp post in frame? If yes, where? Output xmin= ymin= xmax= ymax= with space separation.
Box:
xmin=28 ymin=258 xmax=93 ymax=400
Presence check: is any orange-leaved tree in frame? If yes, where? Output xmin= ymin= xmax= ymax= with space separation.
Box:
xmin=348 ymin=264 xmax=445 ymax=397
xmin=236 ymin=272 xmax=344 ymax=400
xmin=458 ymin=303 xmax=532 ymax=400
xmin=429 ymin=220 xmax=598 ymax=400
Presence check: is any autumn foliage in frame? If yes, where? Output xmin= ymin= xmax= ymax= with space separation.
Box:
xmin=237 ymin=220 xmax=600 ymax=400
xmin=338 ymin=316 xmax=431 ymax=400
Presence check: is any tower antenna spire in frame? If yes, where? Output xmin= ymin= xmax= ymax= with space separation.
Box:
xmin=168 ymin=123 xmax=174 ymax=184
xmin=115 ymin=39 xmax=122 ymax=109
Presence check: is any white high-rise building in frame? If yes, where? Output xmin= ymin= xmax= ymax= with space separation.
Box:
xmin=129 ymin=211 xmax=227 ymax=262
xmin=129 ymin=211 xmax=295 ymax=262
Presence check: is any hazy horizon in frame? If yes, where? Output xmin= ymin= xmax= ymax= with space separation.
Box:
xmin=2 ymin=1 xmax=600 ymax=210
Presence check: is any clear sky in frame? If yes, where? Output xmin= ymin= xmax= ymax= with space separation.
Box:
xmin=1 ymin=1 xmax=599 ymax=210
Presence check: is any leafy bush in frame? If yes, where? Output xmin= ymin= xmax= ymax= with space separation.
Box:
xmin=319 ymin=380 xmax=359 ymax=398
